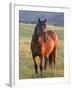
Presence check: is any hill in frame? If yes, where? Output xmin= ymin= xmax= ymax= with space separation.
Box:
xmin=19 ymin=10 xmax=64 ymax=26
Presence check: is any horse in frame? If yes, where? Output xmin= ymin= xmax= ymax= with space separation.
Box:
xmin=31 ymin=18 xmax=59 ymax=75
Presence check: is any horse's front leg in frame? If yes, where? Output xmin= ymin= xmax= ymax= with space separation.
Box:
xmin=40 ymin=55 xmax=44 ymax=76
xmin=33 ymin=56 xmax=38 ymax=74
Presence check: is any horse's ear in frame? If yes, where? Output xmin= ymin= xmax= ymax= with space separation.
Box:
xmin=44 ymin=18 xmax=46 ymax=23
xmin=38 ymin=18 xmax=40 ymax=23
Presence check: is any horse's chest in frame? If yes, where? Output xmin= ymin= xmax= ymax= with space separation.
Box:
xmin=41 ymin=43 xmax=46 ymax=55
xmin=32 ymin=41 xmax=40 ymax=54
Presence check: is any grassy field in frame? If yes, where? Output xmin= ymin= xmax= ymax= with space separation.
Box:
xmin=19 ymin=23 xmax=64 ymax=79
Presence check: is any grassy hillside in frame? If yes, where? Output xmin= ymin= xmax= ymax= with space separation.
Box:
xmin=19 ymin=23 xmax=64 ymax=79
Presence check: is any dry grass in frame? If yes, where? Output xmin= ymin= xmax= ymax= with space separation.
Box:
xmin=19 ymin=23 xmax=64 ymax=79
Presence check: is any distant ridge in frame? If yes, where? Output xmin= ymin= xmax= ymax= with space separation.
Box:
xmin=19 ymin=10 xmax=64 ymax=26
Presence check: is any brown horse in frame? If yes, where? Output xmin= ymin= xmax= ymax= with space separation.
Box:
xmin=31 ymin=18 xmax=58 ymax=75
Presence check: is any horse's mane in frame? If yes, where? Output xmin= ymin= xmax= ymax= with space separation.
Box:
xmin=33 ymin=25 xmax=38 ymax=39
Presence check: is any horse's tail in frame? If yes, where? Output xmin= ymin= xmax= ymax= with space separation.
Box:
xmin=55 ymin=33 xmax=59 ymax=48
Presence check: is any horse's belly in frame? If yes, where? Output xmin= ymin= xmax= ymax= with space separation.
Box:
xmin=45 ymin=39 xmax=54 ymax=56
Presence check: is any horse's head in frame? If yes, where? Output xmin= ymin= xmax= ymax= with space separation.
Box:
xmin=35 ymin=18 xmax=47 ymax=38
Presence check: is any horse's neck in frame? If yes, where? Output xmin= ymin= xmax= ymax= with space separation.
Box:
xmin=33 ymin=26 xmax=38 ymax=40
xmin=34 ymin=26 xmax=37 ymax=34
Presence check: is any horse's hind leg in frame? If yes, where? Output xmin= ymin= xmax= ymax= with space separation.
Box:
xmin=49 ymin=47 xmax=56 ymax=68
xmin=49 ymin=53 xmax=53 ymax=68
xmin=44 ymin=56 xmax=48 ymax=70
xmin=40 ymin=59 xmax=42 ymax=76
xmin=53 ymin=47 xmax=56 ymax=68
xmin=33 ymin=57 xmax=38 ymax=74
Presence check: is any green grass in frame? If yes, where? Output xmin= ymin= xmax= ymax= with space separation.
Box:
xmin=19 ymin=23 xmax=64 ymax=79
